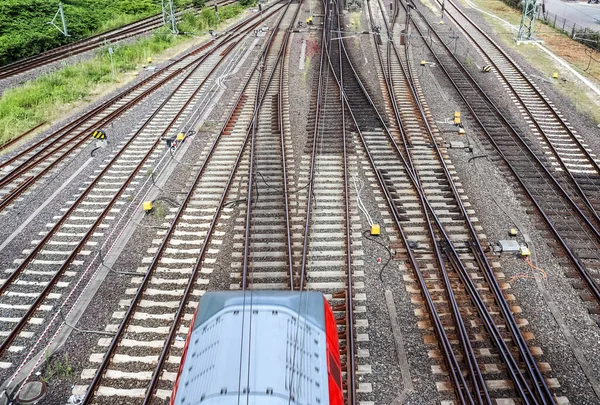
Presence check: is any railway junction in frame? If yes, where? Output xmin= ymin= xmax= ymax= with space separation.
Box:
xmin=1 ymin=0 xmax=600 ymax=403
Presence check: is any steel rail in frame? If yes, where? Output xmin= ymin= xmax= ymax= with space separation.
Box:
xmin=406 ymin=0 xmax=600 ymax=305
xmin=297 ymin=1 xmax=359 ymax=403
xmin=398 ymin=26 xmax=555 ymax=405
xmin=339 ymin=1 xmax=554 ymax=402
xmin=278 ymin=26 xmax=295 ymax=288
xmin=370 ymin=0 xmax=551 ymax=402
xmin=298 ymin=0 xmax=327 ymax=293
xmin=366 ymin=2 xmax=490 ymax=402
xmin=379 ymin=1 xmax=555 ymax=401
xmin=0 ymin=14 xmax=162 ymax=80
xmin=403 ymin=7 xmax=600 ymax=244
xmin=236 ymin=9 xmax=296 ymax=403
xmin=433 ymin=0 xmax=600 ymax=229
xmin=332 ymin=14 xmax=481 ymax=404
xmin=0 ymin=29 xmax=245 ymax=359
xmin=323 ymin=16 xmax=475 ymax=404
xmin=0 ymin=6 xmax=284 ymax=212
xmin=440 ymin=0 xmax=600 ymax=178
xmin=334 ymin=6 xmax=357 ymax=405
xmin=78 ymin=5 xmax=294 ymax=402
xmin=241 ymin=2 xmax=300 ymax=292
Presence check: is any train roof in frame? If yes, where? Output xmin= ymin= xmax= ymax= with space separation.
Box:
xmin=172 ymin=291 xmax=331 ymax=405
xmin=193 ymin=291 xmax=326 ymax=329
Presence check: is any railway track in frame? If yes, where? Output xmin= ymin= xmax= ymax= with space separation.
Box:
xmin=438 ymin=0 xmax=600 ymax=209
xmin=0 ymin=8 xmax=286 ymax=399
xmin=67 ymin=0 xmax=371 ymax=403
xmin=324 ymin=0 xmax=566 ymax=402
xmin=0 ymin=3 xmax=281 ymax=215
xmin=68 ymin=2 xmax=302 ymax=403
xmin=406 ymin=0 xmax=600 ymax=321
xmin=0 ymin=1 xmax=234 ymax=82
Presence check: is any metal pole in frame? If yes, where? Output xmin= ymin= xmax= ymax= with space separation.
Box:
xmin=405 ymin=2 xmax=411 ymax=35
xmin=46 ymin=2 xmax=69 ymax=37
xmin=517 ymin=0 xmax=537 ymax=40
xmin=169 ymin=0 xmax=178 ymax=34
xmin=441 ymin=0 xmax=445 ymax=19
xmin=214 ymin=0 xmax=220 ymax=26
xmin=108 ymin=47 xmax=116 ymax=80
xmin=59 ymin=3 xmax=68 ymax=37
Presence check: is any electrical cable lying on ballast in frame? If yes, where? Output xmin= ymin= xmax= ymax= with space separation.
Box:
xmin=57 ymin=308 xmax=115 ymax=336
xmin=98 ymin=247 xmax=139 ymax=276
xmin=509 ymin=257 xmax=548 ymax=284
xmin=351 ymin=175 xmax=394 ymax=282
xmin=363 ymin=229 xmax=393 ymax=282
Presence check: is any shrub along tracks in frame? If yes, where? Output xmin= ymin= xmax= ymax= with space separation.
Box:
xmin=0 ymin=1 xmax=234 ymax=82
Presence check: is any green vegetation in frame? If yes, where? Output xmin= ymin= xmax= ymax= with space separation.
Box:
xmin=41 ymin=351 xmax=73 ymax=382
xmin=0 ymin=27 xmax=181 ymax=143
xmin=178 ymin=3 xmax=249 ymax=33
xmin=0 ymin=0 xmax=195 ymax=65
xmin=0 ymin=2 xmax=252 ymax=144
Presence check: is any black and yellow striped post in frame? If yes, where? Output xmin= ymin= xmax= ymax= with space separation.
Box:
xmin=91 ymin=130 xmax=107 ymax=140
xmin=482 ymin=65 xmax=492 ymax=73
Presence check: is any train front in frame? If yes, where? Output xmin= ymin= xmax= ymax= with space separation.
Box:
xmin=170 ymin=290 xmax=343 ymax=405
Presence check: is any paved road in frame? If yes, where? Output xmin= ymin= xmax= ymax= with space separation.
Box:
xmin=540 ymin=0 xmax=600 ymax=30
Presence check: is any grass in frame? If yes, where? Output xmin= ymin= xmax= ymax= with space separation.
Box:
xmin=0 ymin=28 xmax=181 ymax=143
xmin=178 ymin=3 xmax=249 ymax=33
xmin=41 ymin=351 xmax=73 ymax=382
xmin=457 ymin=0 xmax=600 ymax=124
xmin=98 ymin=13 xmax=150 ymax=33
xmin=0 ymin=3 xmax=251 ymax=144
xmin=152 ymin=200 xmax=167 ymax=219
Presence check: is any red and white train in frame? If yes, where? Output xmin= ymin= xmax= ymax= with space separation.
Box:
xmin=170 ymin=290 xmax=344 ymax=405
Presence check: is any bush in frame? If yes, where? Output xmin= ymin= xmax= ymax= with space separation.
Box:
xmin=0 ymin=0 xmax=197 ymax=65
xmin=177 ymin=3 xmax=247 ymax=33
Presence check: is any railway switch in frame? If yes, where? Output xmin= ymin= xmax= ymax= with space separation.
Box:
xmin=147 ymin=57 xmax=152 ymax=64
xmin=458 ymin=127 xmax=465 ymax=135
xmin=143 ymin=201 xmax=153 ymax=213
xmin=552 ymin=72 xmax=559 ymax=79
xmin=509 ymin=228 xmax=518 ymax=237
xmin=421 ymin=60 xmax=426 ymax=66
xmin=371 ymin=224 xmax=381 ymax=236
xmin=176 ymin=132 xmax=185 ymax=141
